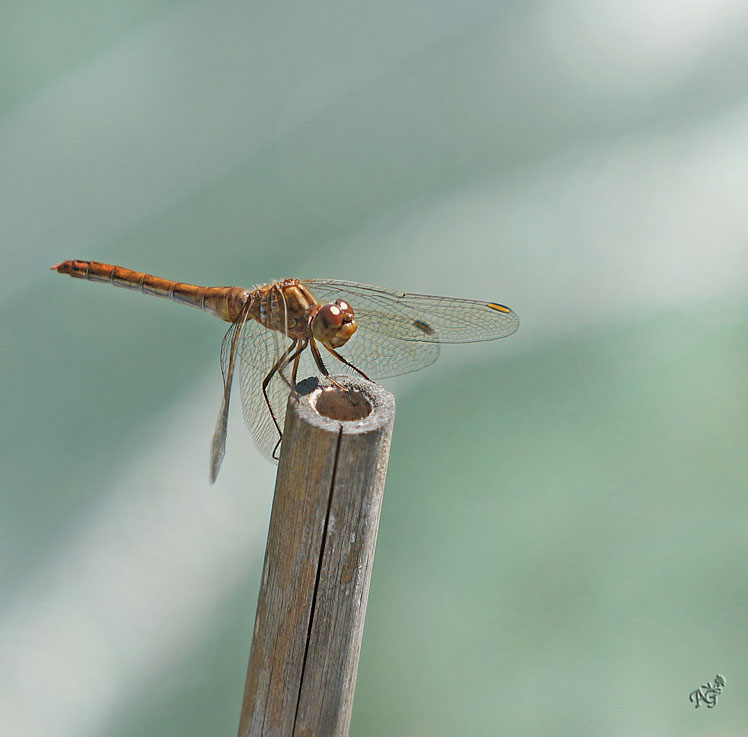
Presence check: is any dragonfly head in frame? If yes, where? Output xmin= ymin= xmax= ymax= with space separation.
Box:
xmin=312 ymin=299 xmax=357 ymax=348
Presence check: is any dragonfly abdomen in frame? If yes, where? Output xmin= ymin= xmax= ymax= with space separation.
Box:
xmin=51 ymin=260 xmax=250 ymax=323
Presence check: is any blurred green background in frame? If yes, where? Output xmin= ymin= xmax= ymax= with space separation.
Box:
xmin=2 ymin=1 xmax=747 ymax=735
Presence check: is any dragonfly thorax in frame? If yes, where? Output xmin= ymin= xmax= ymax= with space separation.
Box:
xmin=312 ymin=299 xmax=357 ymax=348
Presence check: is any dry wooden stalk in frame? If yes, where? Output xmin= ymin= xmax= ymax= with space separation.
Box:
xmin=237 ymin=375 xmax=395 ymax=737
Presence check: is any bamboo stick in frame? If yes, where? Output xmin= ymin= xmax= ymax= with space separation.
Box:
xmin=237 ymin=375 xmax=395 ymax=737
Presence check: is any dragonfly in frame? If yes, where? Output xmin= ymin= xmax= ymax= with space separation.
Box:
xmin=52 ymin=260 xmax=519 ymax=482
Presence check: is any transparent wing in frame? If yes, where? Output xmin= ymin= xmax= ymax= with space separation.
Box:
xmin=220 ymin=301 xmax=374 ymax=464
xmin=235 ymin=329 xmax=376 ymax=461
xmin=324 ymin=307 xmax=441 ymax=379
xmin=231 ymin=315 xmax=295 ymax=462
xmin=300 ymin=279 xmax=518 ymax=379
xmin=211 ymin=316 xmax=246 ymax=482
xmin=238 ymin=305 xmax=440 ymax=381
xmin=217 ymin=280 xmax=518 ymax=465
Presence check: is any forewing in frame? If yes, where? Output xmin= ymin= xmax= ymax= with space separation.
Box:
xmin=327 ymin=307 xmax=440 ymax=379
xmin=301 ymin=279 xmax=518 ymax=379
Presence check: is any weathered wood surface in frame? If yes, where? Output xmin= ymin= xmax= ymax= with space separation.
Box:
xmin=237 ymin=375 xmax=395 ymax=737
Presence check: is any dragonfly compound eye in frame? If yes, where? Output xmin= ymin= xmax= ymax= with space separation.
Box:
xmin=320 ymin=303 xmax=344 ymax=328
xmin=314 ymin=302 xmax=357 ymax=347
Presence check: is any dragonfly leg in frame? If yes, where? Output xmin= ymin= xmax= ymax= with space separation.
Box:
xmin=309 ymin=338 xmax=348 ymax=392
xmin=319 ymin=343 xmax=371 ymax=410
xmin=309 ymin=339 xmax=368 ymax=411
xmin=271 ymin=437 xmax=282 ymax=460
xmin=262 ymin=339 xmax=298 ymax=451
xmin=289 ymin=338 xmax=308 ymax=386
xmin=266 ymin=339 xmax=310 ymax=460
xmin=321 ymin=343 xmax=372 ymax=381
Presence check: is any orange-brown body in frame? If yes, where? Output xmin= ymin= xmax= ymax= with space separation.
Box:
xmin=51 ymin=258 xmax=519 ymax=480
xmin=50 ymin=261 xmax=357 ymax=348
xmin=247 ymin=279 xmax=319 ymax=339
xmin=52 ymin=260 xmax=250 ymax=323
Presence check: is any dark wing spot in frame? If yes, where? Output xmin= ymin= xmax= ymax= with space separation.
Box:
xmin=487 ymin=302 xmax=512 ymax=313
xmin=413 ymin=319 xmax=434 ymax=335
